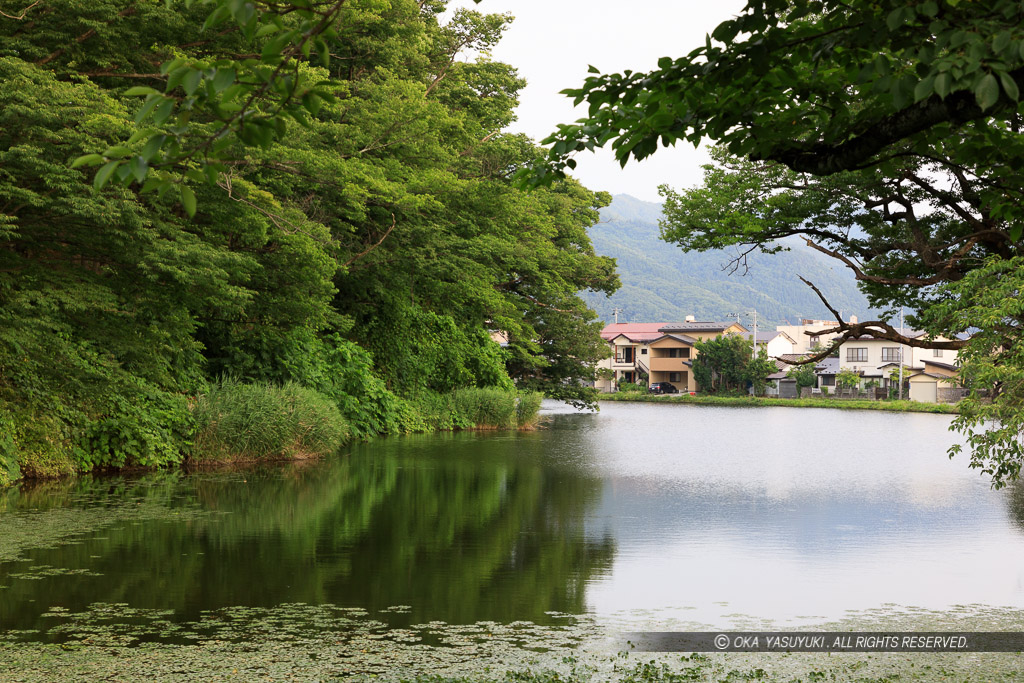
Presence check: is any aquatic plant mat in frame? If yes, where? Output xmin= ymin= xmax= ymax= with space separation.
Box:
xmin=2 ymin=606 xmax=1024 ymax=682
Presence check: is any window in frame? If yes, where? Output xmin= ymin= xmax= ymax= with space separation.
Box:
xmin=681 ymin=347 xmax=690 ymax=358
xmin=881 ymin=347 xmax=901 ymax=362
xmin=641 ymin=348 xmax=648 ymax=355
xmin=846 ymin=347 xmax=867 ymax=362
xmin=669 ymin=372 xmax=682 ymax=382
xmin=933 ymin=349 xmax=943 ymax=357
xmin=821 ymin=375 xmax=836 ymax=386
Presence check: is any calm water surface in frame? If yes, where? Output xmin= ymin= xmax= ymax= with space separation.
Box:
xmin=2 ymin=401 xmax=1024 ymax=638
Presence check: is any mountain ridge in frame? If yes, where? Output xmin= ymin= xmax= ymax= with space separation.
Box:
xmin=581 ymin=194 xmax=876 ymax=327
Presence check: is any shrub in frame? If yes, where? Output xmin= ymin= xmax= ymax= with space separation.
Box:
xmin=451 ymin=387 xmax=518 ymax=429
xmin=515 ymin=391 xmax=543 ymax=428
xmin=617 ymin=380 xmax=645 ymax=393
xmin=190 ymin=379 xmax=349 ymax=463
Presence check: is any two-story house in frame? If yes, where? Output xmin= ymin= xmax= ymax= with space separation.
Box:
xmin=838 ymin=330 xmax=961 ymax=393
xmin=596 ymin=319 xmax=748 ymax=393
xmin=645 ymin=320 xmax=749 ymax=393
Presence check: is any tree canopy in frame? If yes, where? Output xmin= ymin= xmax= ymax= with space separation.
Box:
xmin=530 ymin=0 xmax=1024 ymax=486
xmin=0 ymin=0 xmax=618 ymax=480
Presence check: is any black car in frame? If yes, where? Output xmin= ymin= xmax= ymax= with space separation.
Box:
xmin=649 ymin=381 xmax=678 ymax=394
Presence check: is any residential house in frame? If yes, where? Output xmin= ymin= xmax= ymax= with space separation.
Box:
xmin=596 ymin=319 xmax=748 ymax=393
xmin=837 ymin=330 xmax=962 ymax=394
xmin=744 ymin=330 xmax=797 ymax=358
xmin=907 ymin=359 xmax=962 ymax=403
xmin=596 ymin=323 xmax=667 ymax=391
xmin=776 ymin=316 xmax=858 ymax=354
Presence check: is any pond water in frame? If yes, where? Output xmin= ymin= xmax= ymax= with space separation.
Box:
xmin=3 ymin=400 xmax=1024 ymax=642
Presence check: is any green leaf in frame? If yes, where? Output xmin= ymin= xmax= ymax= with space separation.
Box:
xmin=153 ymin=98 xmax=176 ymax=125
xmin=141 ymin=134 xmax=166 ymax=161
xmin=128 ymin=156 xmax=149 ymax=183
xmin=179 ymin=185 xmax=196 ymax=217
xmin=886 ymin=8 xmax=904 ymax=31
xmin=135 ymin=95 xmax=162 ymax=124
xmin=182 ymin=70 xmax=202 ymax=96
xmin=212 ymin=68 xmax=235 ymax=93
xmin=123 ymin=86 xmax=161 ymax=97
xmin=94 ymin=160 xmax=120 ymax=190
xmin=998 ymin=71 xmax=1020 ymax=101
xmin=993 ymin=31 xmax=1012 ymax=55
xmin=71 ymin=154 xmax=104 ymax=169
xmin=914 ymin=76 xmax=934 ymax=102
xmin=102 ymin=146 xmax=132 ymax=159
xmin=934 ymin=71 xmax=952 ymax=98
xmin=975 ymin=72 xmax=1000 ymax=110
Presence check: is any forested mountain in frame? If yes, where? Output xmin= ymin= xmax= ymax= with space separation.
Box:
xmin=581 ymin=195 xmax=876 ymax=327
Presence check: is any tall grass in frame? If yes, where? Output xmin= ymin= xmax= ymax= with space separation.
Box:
xmin=190 ymin=379 xmax=349 ymax=463
xmin=515 ymin=391 xmax=543 ymax=428
xmin=410 ymin=388 xmax=544 ymax=431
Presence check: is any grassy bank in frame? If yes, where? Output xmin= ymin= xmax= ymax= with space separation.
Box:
xmin=2 ymin=384 xmax=545 ymax=485
xmin=600 ymin=392 xmax=960 ymax=414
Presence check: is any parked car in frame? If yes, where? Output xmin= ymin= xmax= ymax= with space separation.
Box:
xmin=649 ymin=381 xmax=678 ymax=394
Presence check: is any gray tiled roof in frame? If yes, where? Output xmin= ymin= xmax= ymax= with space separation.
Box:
xmin=660 ymin=321 xmax=747 ymax=333
xmin=814 ymin=357 xmax=840 ymax=375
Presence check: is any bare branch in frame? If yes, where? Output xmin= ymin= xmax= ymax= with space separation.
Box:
xmin=0 ymin=0 xmax=40 ymax=20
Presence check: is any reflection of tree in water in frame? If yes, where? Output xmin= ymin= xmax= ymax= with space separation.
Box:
xmin=1003 ymin=481 xmax=1024 ymax=532
xmin=0 ymin=435 xmax=613 ymax=633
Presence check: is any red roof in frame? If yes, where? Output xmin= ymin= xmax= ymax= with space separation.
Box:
xmin=600 ymin=322 xmax=670 ymax=341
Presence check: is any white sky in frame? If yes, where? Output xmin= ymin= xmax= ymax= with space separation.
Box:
xmin=450 ymin=0 xmax=747 ymax=202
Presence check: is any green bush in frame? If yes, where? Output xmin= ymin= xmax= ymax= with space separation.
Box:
xmin=0 ymin=411 xmax=20 ymax=487
xmin=410 ymin=387 xmax=539 ymax=431
xmin=617 ymin=380 xmax=646 ymax=393
xmin=190 ymin=379 xmax=349 ymax=463
xmin=451 ymin=387 xmax=518 ymax=429
xmin=515 ymin=391 xmax=543 ymax=428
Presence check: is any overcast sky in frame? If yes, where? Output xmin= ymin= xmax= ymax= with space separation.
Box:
xmin=450 ymin=0 xmax=747 ymax=202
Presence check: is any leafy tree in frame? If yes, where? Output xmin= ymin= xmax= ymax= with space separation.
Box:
xmin=692 ymin=334 xmax=752 ymax=394
xmin=836 ymin=369 xmax=862 ymax=391
xmin=0 ymin=0 xmax=618 ymax=478
xmin=927 ymin=256 xmax=1024 ymax=485
xmin=745 ymin=348 xmax=778 ymax=396
xmin=529 ymin=0 xmax=1024 ymax=485
xmin=786 ymin=363 xmax=818 ymax=390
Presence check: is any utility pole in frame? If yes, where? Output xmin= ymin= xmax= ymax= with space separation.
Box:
xmin=612 ymin=307 xmax=623 ymax=324
xmin=898 ymin=306 xmax=904 ymax=400
xmin=752 ymin=308 xmax=758 ymax=360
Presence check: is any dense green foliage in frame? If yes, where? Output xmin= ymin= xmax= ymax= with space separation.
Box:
xmin=691 ymin=335 xmax=774 ymax=395
xmin=786 ymin=363 xmax=817 ymax=390
xmin=190 ymin=379 xmax=348 ymax=462
xmin=930 ymin=257 xmax=1024 ymax=485
xmin=535 ymin=0 xmax=1024 ymax=486
xmin=0 ymin=0 xmax=617 ymax=481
